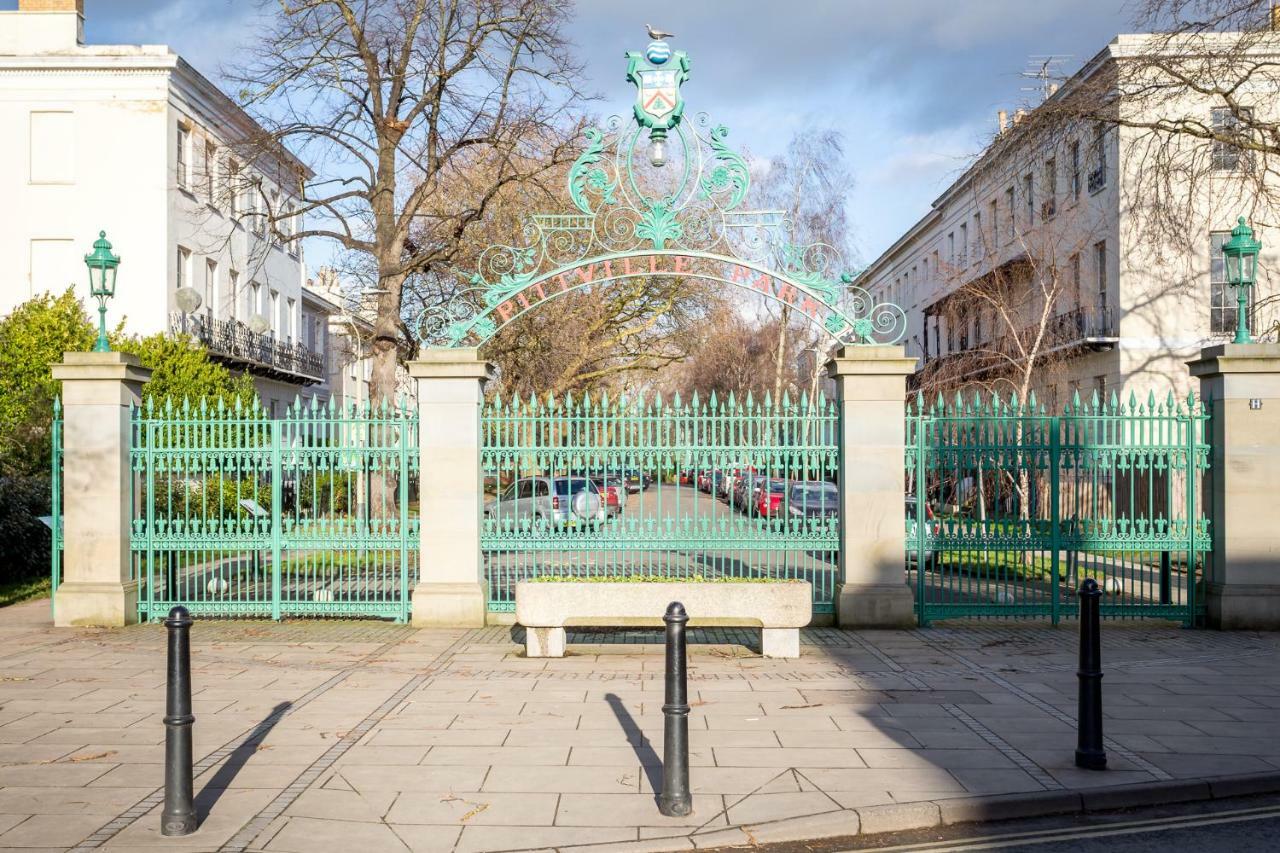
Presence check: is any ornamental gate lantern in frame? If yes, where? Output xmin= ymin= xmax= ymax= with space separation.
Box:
xmin=84 ymin=230 xmax=120 ymax=353
xmin=1222 ymin=216 xmax=1262 ymax=344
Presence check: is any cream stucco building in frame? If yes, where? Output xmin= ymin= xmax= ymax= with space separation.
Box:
xmin=0 ymin=0 xmax=337 ymax=414
xmin=856 ymin=31 xmax=1280 ymax=407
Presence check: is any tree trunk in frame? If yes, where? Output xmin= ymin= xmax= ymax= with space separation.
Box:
xmin=366 ymin=258 xmax=405 ymax=520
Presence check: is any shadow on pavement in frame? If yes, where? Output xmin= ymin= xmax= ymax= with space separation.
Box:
xmin=605 ymin=692 xmax=663 ymax=798
xmin=194 ymin=701 xmax=293 ymax=822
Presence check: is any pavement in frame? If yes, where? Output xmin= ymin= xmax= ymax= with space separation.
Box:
xmin=1 ymin=599 xmax=1278 ymax=852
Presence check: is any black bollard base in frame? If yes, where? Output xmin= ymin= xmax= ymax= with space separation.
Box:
xmin=161 ymin=812 xmax=199 ymax=837
xmin=657 ymin=793 xmax=693 ymax=818
xmin=1074 ymin=747 xmax=1107 ymax=771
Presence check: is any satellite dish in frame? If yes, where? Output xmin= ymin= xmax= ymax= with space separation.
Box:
xmin=175 ymin=287 xmax=203 ymax=314
xmin=248 ymin=314 xmax=270 ymax=335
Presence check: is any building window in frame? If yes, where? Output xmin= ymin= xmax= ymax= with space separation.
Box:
xmin=1069 ymin=252 xmax=1081 ymax=310
xmin=1088 ymin=124 xmax=1107 ymax=193
xmin=947 ymin=232 xmax=955 ymax=265
xmin=1042 ymin=158 xmax=1056 ymax=219
xmin=1023 ymin=173 xmax=1033 ymax=230
xmin=1070 ymin=141 xmax=1081 ymax=199
xmin=959 ymin=223 xmax=968 ymax=264
xmin=176 ymin=124 xmax=190 ymax=189
xmin=1004 ymin=187 xmax=1015 ymax=240
xmin=270 ymin=190 xmax=281 ymax=245
xmin=1212 ymin=107 xmax=1253 ymax=172
xmin=229 ymin=270 xmax=239 ymax=320
xmin=286 ymin=297 xmax=296 ymax=343
xmin=251 ymin=186 xmax=265 ymax=236
xmin=1210 ymin=230 xmax=1252 ymax=333
xmin=204 ymin=141 xmax=217 ymax=203
xmin=1094 ymin=240 xmax=1108 ymax=315
xmin=176 ymin=246 xmax=190 ymax=291
xmin=249 ymin=282 xmax=262 ymax=320
xmin=204 ymin=259 xmax=217 ymax=318
xmin=227 ymin=160 xmax=240 ymax=216
xmin=29 ymin=111 xmax=74 ymax=184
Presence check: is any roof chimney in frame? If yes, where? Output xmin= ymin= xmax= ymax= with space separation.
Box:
xmin=997 ymin=110 xmax=1008 ymax=133
xmin=1273 ymin=5 xmax=1280 ymax=30
xmin=18 ymin=0 xmax=84 ymax=11
xmin=1014 ymin=108 xmax=1027 ymax=125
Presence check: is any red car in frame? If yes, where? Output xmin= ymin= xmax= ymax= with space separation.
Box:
xmin=754 ymin=478 xmax=786 ymax=517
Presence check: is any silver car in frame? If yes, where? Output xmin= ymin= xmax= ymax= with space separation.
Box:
xmin=484 ymin=476 xmax=605 ymax=530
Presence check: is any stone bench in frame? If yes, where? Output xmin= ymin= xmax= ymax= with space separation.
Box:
xmin=514 ymin=580 xmax=812 ymax=658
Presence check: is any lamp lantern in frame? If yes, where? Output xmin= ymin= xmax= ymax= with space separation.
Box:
xmin=1221 ymin=216 xmax=1262 ymax=344
xmin=84 ymin=230 xmax=120 ymax=353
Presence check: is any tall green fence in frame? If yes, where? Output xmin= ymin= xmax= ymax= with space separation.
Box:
xmin=906 ymin=390 xmax=1211 ymax=625
xmin=128 ymin=397 xmax=419 ymax=621
xmin=480 ymin=391 xmax=840 ymax=613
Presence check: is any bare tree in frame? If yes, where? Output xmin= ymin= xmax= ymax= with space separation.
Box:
xmin=228 ymin=0 xmax=589 ymax=410
xmin=753 ymin=128 xmax=856 ymax=406
xmin=659 ymin=302 xmax=797 ymax=403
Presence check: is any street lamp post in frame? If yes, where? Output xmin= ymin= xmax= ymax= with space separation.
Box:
xmin=1222 ymin=216 xmax=1262 ymax=345
xmin=84 ymin=231 xmax=120 ymax=353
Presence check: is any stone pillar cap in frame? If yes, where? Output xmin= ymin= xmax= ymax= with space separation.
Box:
xmin=408 ymin=347 xmax=493 ymax=380
xmin=1188 ymin=342 xmax=1280 ymax=377
xmin=826 ymin=345 xmax=917 ymax=378
xmin=51 ymin=351 xmax=152 ymax=383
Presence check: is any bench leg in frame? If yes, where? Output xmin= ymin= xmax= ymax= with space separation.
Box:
xmin=526 ymin=627 xmax=566 ymax=658
xmin=761 ymin=628 xmax=799 ymax=659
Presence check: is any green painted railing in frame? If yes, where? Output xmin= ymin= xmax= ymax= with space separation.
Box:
xmin=129 ymin=397 xmax=419 ymax=621
xmin=50 ymin=397 xmax=62 ymax=618
xmin=481 ymin=391 xmax=840 ymax=613
xmin=906 ymin=390 xmax=1211 ymax=625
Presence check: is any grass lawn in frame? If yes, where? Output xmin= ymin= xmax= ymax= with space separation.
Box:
xmin=0 ymin=576 xmax=52 ymax=608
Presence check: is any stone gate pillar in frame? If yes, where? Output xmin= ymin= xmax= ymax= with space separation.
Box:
xmin=827 ymin=345 xmax=918 ymax=628
xmin=51 ymin=351 xmax=151 ymax=627
xmin=410 ymin=348 xmax=493 ymax=627
xmin=1189 ymin=343 xmax=1280 ymax=629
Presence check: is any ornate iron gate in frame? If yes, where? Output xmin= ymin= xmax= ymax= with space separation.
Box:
xmin=129 ymin=398 xmax=419 ymax=621
xmin=906 ymin=390 xmax=1211 ymax=625
xmin=481 ymin=391 xmax=840 ymax=614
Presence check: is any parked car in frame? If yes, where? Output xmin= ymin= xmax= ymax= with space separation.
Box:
xmin=588 ymin=474 xmax=627 ymax=518
xmin=905 ymin=497 xmax=941 ymax=568
xmin=718 ymin=466 xmax=750 ymax=501
xmin=733 ymin=471 xmax=771 ymax=513
xmin=786 ymin=481 xmax=839 ymax=522
xmin=696 ymin=469 xmax=715 ymax=492
xmin=619 ymin=468 xmax=650 ymax=493
xmin=483 ymin=476 xmax=605 ymax=529
xmin=752 ymin=478 xmax=788 ymax=517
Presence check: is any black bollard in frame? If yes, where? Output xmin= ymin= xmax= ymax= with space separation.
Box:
xmin=1074 ymin=579 xmax=1107 ymax=770
xmin=658 ymin=601 xmax=692 ymax=817
xmin=162 ymin=605 xmax=198 ymax=836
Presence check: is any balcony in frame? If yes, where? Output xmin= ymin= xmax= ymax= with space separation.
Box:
xmin=170 ymin=312 xmax=324 ymax=384
xmin=919 ymin=306 xmax=1117 ymax=385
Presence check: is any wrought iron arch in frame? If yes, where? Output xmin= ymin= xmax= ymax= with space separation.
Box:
xmin=415 ymin=39 xmax=904 ymax=351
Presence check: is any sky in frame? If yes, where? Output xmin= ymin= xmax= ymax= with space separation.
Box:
xmin=62 ymin=0 xmax=1134 ymax=268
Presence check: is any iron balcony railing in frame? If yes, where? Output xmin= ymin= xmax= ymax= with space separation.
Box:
xmin=170 ymin=312 xmax=324 ymax=383
xmin=924 ymin=305 xmax=1117 ymax=369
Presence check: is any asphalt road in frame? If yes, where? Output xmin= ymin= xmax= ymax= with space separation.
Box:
xmin=710 ymin=793 xmax=1280 ymax=853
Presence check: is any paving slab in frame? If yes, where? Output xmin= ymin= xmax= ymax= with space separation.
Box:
xmin=1 ymin=600 xmax=1279 ymax=852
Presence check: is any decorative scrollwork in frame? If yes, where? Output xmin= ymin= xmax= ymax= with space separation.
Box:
xmin=416 ymin=46 xmax=908 ymax=350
